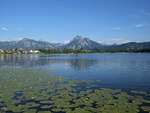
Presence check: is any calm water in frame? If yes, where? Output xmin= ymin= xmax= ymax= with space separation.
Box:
xmin=0 ymin=53 xmax=150 ymax=91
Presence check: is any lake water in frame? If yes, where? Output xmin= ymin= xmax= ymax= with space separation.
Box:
xmin=1 ymin=53 xmax=150 ymax=91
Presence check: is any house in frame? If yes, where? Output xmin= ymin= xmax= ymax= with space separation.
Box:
xmin=0 ymin=49 xmax=4 ymax=53
xmin=29 ymin=50 xmax=40 ymax=53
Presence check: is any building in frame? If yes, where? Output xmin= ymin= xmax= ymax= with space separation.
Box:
xmin=0 ymin=49 xmax=4 ymax=53
xmin=29 ymin=50 xmax=40 ymax=53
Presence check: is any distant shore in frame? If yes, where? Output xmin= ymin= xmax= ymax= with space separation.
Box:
xmin=0 ymin=49 xmax=150 ymax=55
xmin=39 ymin=49 xmax=150 ymax=54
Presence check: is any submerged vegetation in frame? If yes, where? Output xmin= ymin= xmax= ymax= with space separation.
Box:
xmin=0 ymin=68 xmax=150 ymax=113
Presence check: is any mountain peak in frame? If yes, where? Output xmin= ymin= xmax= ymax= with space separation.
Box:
xmin=72 ymin=35 xmax=90 ymax=41
xmin=73 ymin=35 xmax=83 ymax=40
xmin=22 ymin=38 xmax=32 ymax=41
xmin=63 ymin=35 xmax=101 ymax=50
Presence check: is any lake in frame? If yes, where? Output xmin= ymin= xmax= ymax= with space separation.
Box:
xmin=0 ymin=53 xmax=150 ymax=113
xmin=0 ymin=53 xmax=150 ymax=91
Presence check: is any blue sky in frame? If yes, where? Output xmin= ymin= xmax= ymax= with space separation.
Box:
xmin=0 ymin=0 xmax=150 ymax=43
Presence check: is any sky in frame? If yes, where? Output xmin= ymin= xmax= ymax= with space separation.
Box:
xmin=0 ymin=0 xmax=150 ymax=44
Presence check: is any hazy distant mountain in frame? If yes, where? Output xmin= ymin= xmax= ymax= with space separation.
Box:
xmin=108 ymin=42 xmax=150 ymax=51
xmin=0 ymin=38 xmax=53 ymax=50
xmin=0 ymin=36 xmax=150 ymax=51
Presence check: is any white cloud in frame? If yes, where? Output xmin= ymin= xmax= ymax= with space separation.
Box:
xmin=112 ymin=27 xmax=120 ymax=30
xmin=1 ymin=27 xmax=8 ymax=31
xmin=0 ymin=38 xmax=24 ymax=42
xmin=136 ymin=24 xmax=144 ymax=28
xmin=50 ymin=40 xmax=70 ymax=44
xmin=63 ymin=40 xmax=70 ymax=44
xmin=98 ymin=38 xmax=130 ymax=45
xmin=50 ymin=41 xmax=61 ymax=43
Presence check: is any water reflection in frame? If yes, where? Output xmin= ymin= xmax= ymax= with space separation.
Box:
xmin=0 ymin=54 xmax=49 ymax=68
xmin=68 ymin=58 xmax=98 ymax=71
xmin=0 ymin=53 xmax=150 ymax=91
xmin=0 ymin=54 xmax=98 ymax=71
xmin=0 ymin=54 xmax=150 ymax=72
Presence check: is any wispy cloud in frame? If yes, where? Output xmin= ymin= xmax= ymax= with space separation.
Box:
xmin=141 ymin=10 xmax=150 ymax=16
xmin=16 ymin=27 xmax=24 ymax=32
xmin=50 ymin=40 xmax=70 ymax=44
xmin=112 ymin=27 xmax=120 ymax=30
xmin=0 ymin=38 xmax=23 ymax=42
xmin=136 ymin=24 xmax=144 ymax=28
xmin=1 ymin=27 xmax=8 ymax=31
xmin=98 ymin=38 xmax=130 ymax=45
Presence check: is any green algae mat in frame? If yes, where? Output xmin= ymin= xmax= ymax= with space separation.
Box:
xmin=0 ymin=68 xmax=150 ymax=113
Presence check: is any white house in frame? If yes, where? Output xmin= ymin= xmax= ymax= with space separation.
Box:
xmin=0 ymin=49 xmax=4 ymax=53
xmin=29 ymin=50 xmax=40 ymax=53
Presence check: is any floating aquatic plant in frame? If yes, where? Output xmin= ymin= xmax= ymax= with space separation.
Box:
xmin=0 ymin=67 xmax=149 ymax=113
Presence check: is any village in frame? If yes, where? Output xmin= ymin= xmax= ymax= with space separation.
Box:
xmin=0 ymin=49 xmax=40 ymax=54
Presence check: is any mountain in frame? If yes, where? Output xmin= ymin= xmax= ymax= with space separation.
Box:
xmin=0 ymin=38 xmax=54 ymax=50
xmin=0 ymin=36 xmax=150 ymax=51
xmin=59 ymin=35 xmax=104 ymax=50
xmin=108 ymin=42 xmax=150 ymax=51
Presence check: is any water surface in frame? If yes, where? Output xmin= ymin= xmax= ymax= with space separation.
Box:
xmin=0 ymin=53 xmax=150 ymax=91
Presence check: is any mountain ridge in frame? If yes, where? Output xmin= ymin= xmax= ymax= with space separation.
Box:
xmin=0 ymin=36 xmax=150 ymax=51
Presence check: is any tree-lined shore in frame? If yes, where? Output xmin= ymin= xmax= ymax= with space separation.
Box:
xmin=0 ymin=48 xmax=150 ymax=54
xmin=39 ymin=49 xmax=150 ymax=54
